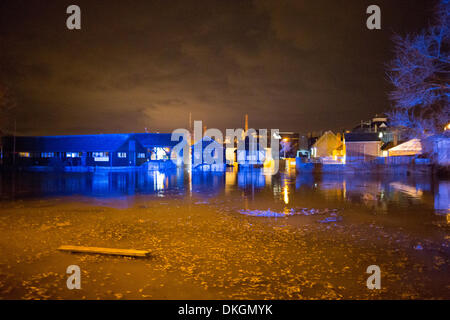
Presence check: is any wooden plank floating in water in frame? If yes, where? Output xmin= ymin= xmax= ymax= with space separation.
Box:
xmin=58 ymin=245 xmax=150 ymax=257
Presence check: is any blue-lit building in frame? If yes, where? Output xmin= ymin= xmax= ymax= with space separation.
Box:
xmin=236 ymin=135 xmax=267 ymax=168
xmin=191 ymin=136 xmax=226 ymax=171
xmin=0 ymin=133 xmax=184 ymax=170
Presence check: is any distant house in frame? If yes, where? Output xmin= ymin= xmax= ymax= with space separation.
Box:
xmin=352 ymin=115 xmax=398 ymax=145
xmin=310 ymin=131 xmax=342 ymax=158
xmin=236 ymin=135 xmax=266 ymax=167
xmin=384 ymin=133 xmax=449 ymax=162
xmin=134 ymin=133 xmax=184 ymax=161
xmin=191 ymin=136 xmax=226 ymax=171
xmin=223 ymin=130 xmax=273 ymax=167
xmin=0 ymin=133 xmax=183 ymax=170
xmin=344 ymin=133 xmax=382 ymax=163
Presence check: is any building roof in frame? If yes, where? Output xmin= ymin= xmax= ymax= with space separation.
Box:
xmin=312 ymin=130 xmax=339 ymax=148
xmin=192 ymin=136 xmax=223 ymax=150
xmin=388 ymin=138 xmax=422 ymax=156
xmin=134 ymin=133 xmax=183 ymax=148
xmin=2 ymin=133 xmax=182 ymax=153
xmin=344 ymin=133 xmax=381 ymax=142
xmin=381 ymin=141 xmax=396 ymax=151
xmin=7 ymin=134 xmax=133 ymax=152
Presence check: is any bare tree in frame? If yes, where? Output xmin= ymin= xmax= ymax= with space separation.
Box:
xmin=387 ymin=0 xmax=449 ymax=139
xmin=280 ymin=139 xmax=292 ymax=158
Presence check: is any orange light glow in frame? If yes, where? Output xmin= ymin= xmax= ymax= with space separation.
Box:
xmin=283 ymin=186 xmax=289 ymax=204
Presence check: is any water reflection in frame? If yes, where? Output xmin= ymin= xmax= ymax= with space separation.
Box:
xmin=434 ymin=181 xmax=449 ymax=214
xmin=237 ymin=170 xmax=266 ymax=189
xmin=0 ymin=169 xmax=448 ymax=215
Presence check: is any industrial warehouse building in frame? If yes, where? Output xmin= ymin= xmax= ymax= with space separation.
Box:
xmin=0 ymin=133 xmax=183 ymax=170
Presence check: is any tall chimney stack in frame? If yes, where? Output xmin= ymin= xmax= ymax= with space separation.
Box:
xmin=188 ymin=112 xmax=192 ymax=132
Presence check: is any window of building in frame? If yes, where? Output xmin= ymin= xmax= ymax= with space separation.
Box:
xmin=150 ymin=147 xmax=168 ymax=160
xmin=137 ymin=153 xmax=146 ymax=159
xmin=19 ymin=152 xmax=30 ymax=158
xmin=92 ymin=152 xmax=107 ymax=158
xmin=66 ymin=152 xmax=81 ymax=158
xmin=117 ymin=152 xmax=127 ymax=158
xmin=93 ymin=152 xmax=109 ymax=162
xmin=41 ymin=152 xmax=54 ymax=158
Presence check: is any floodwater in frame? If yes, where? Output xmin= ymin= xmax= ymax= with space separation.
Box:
xmin=0 ymin=167 xmax=448 ymax=299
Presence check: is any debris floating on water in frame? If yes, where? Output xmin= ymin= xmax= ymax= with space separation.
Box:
xmin=239 ymin=207 xmax=341 ymax=219
xmin=291 ymin=208 xmax=339 ymax=216
xmin=58 ymin=245 xmax=151 ymax=257
xmin=319 ymin=216 xmax=343 ymax=223
xmin=239 ymin=209 xmax=286 ymax=217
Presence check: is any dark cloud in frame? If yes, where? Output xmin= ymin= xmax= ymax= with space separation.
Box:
xmin=0 ymin=0 xmax=433 ymax=135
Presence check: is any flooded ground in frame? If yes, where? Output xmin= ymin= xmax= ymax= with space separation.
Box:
xmin=0 ymin=167 xmax=448 ymax=299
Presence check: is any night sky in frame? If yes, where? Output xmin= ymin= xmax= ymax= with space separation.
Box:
xmin=0 ymin=0 xmax=434 ymax=135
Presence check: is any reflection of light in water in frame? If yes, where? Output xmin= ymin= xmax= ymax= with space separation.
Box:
xmin=282 ymin=176 xmax=290 ymax=204
xmin=153 ymin=171 xmax=166 ymax=191
xmin=362 ymin=193 xmax=377 ymax=201
xmin=225 ymin=170 xmax=236 ymax=194
xmin=343 ymin=180 xmax=347 ymax=199
xmin=434 ymin=181 xmax=449 ymax=214
xmin=189 ymin=169 xmax=192 ymax=195
xmin=283 ymin=186 xmax=289 ymax=204
xmin=225 ymin=171 xmax=236 ymax=185
xmin=237 ymin=170 xmax=266 ymax=189
xmin=390 ymin=182 xmax=423 ymax=199
xmin=92 ymin=173 xmax=110 ymax=194
xmin=265 ymin=172 xmax=272 ymax=186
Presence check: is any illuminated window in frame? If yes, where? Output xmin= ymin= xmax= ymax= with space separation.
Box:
xmin=93 ymin=152 xmax=109 ymax=161
xmin=92 ymin=152 xmax=108 ymax=157
xmin=19 ymin=152 xmax=30 ymax=158
xmin=41 ymin=152 xmax=54 ymax=158
xmin=151 ymin=147 xmax=168 ymax=160
xmin=137 ymin=153 xmax=146 ymax=158
xmin=66 ymin=152 xmax=81 ymax=158
xmin=117 ymin=152 xmax=127 ymax=158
